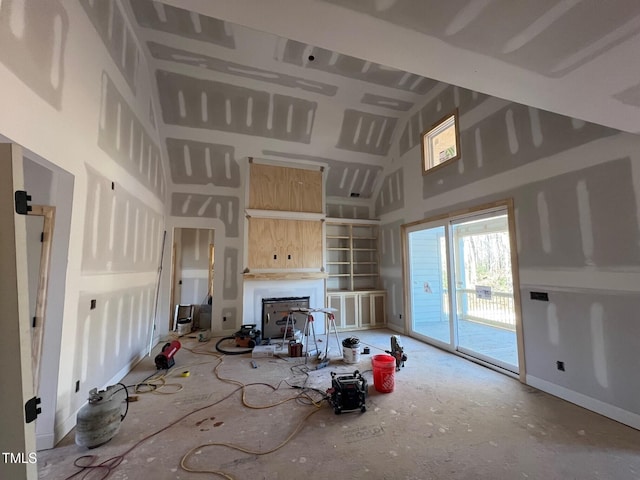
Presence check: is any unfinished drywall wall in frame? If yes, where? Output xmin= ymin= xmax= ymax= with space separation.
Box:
xmin=79 ymin=0 xmax=139 ymax=93
xmin=279 ymin=39 xmax=438 ymax=94
xmin=326 ymin=203 xmax=370 ymax=220
xmin=375 ymin=79 xmax=640 ymax=429
xmin=129 ymin=0 xmax=235 ymax=47
xmin=375 ymin=168 xmax=405 ymax=215
xmin=336 ymin=109 xmax=398 ymax=156
xmin=82 ymin=165 xmax=163 ymax=273
xmin=99 ymin=72 xmax=165 ymax=199
xmin=319 ymin=0 xmax=640 ymax=78
xmin=0 ymin=0 xmax=68 ymax=109
xmin=156 ymin=70 xmax=317 ymax=144
xmin=147 ymin=41 xmax=338 ymax=97
xmin=73 ymin=285 xmax=156 ymax=410
xmin=0 ymin=0 xmax=166 ymax=445
xmin=166 ymin=138 xmax=241 ymax=187
xmin=171 ymin=193 xmax=239 ymax=236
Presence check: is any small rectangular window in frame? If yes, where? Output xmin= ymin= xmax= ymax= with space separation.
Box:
xmin=421 ymin=109 xmax=461 ymax=175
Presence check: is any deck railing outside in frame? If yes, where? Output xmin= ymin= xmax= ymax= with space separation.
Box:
xmin=443 ymin=289 xmax=515 ymax=330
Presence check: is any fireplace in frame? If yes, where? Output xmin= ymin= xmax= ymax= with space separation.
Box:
xmin=261 ymin=296 xmax=310 ymax=340
xmin=242 ymin=278 xmax=326 ymax=336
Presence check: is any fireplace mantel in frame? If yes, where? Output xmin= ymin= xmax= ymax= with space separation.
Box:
xmin=243 ymin=272 xmax=328 ymax=280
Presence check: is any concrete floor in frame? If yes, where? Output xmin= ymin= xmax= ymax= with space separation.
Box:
xmin=39 ymin=329 xmax=640 ymax=480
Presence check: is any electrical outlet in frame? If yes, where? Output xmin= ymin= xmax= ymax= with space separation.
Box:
xmin=531 ymin=291 xmax=549 ymax=301
xmin=223 ymin=316 xmax=227 ymax=322
xmin=399 ymin=313 xmax=402 ymax=319
xmin=556 ymin=361 xmax=565 ymax=371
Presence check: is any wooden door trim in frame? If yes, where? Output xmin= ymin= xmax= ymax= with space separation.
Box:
xmin=27 ymin=204 xmax=55 ymax=394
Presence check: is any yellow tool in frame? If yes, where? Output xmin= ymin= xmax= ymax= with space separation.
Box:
xmin=180 ymin=370 xmax=190 ymax=377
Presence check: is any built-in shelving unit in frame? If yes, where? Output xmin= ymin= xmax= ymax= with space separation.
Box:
xmin=326 ymin=221 xmax=380 ymax=291
xmin=324 ymin=221 xmax=386 ymax=330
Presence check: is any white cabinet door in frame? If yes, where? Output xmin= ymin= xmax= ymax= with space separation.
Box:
xmin=327 ymin=292 xmax=359 ymax=330
xmin=358 ymin=292 xmax=386 ymax=328
xmin=359 ymin=293 xmax=372 ymax=328
xmin=370 ymin=292 xmax=386 ymax=327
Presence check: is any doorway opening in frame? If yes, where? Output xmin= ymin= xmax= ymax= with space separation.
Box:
xmin=170 ymin=227 xmax=215 ymax=333
xmin=403 ymin=200 xmax=524 ymax=376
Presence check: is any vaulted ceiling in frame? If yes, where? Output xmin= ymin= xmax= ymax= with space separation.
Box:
xmin=123 ymin=0 xmax=640 ymax=200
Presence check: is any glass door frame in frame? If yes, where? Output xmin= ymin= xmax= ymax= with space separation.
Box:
xmin=404 ymin=220 xmax=458 ymax=352
xmin=401 ymin=199 xmax=526 ymax=381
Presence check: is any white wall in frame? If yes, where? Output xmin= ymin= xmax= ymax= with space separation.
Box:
xmin=374 ymin=83 xmax=640 ymax=429
xmin=0 ymin=1 xmax=167 ymax=444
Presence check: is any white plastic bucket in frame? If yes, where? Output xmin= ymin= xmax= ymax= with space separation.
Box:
xmin=342 ymin=343 xmax=360 ymax=363
xmin=177 ymin=319 xmax=192 ymax=335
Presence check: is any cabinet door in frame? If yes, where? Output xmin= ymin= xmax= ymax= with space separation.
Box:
xmin=249 ymin=163 xmax=322 ymax=213
xmin=249 ymin=218 xmax=322 ymax=270
xmin=371 ymin=292 xmax=386 ymax=327
xmin=342 ymin=293 xmax=359 ymax=330
xmin=248 ymin=163 xmax=289 ymax=210
xmin=301 ymin=220 xmax=323 ymax=268
xmin=289 ymin=168 xmax=323 ymax=213
xmin=283 ymin=220 xmax=304 ymax=268
xmin=327 ymin=294 xmax=344 ymax=328
xmin=282 ymin=220 xmax=322 ymax=269
xmin=359 ymin=293 xmax=372 ymax=328
xmin=247 ymin=217 xmax=286 ymax=268
xmin=327 ymin=293 xmax=358 ymax=330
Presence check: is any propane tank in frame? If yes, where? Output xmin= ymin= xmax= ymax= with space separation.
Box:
xmin=75 ymin=384 xmax=127 ymax=448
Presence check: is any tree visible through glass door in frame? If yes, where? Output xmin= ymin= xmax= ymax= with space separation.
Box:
xmin=452 ymin=213 xmax=518 ymax=372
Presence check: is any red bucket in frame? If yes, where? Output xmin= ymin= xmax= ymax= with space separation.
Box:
xmin=372 ymin=354 xmax=396 ymax=393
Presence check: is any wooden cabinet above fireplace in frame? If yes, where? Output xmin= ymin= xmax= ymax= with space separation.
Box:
xmin=248 ymin=162 xmax=322 ymax=213
xmin=244 ymin=160 xmax=325 ymax=279
xmin=247 ymin=217 xmax=322 ymax=269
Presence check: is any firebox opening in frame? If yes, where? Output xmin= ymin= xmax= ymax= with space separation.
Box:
xmin=261 ymin=296 xmax=310 ymax=341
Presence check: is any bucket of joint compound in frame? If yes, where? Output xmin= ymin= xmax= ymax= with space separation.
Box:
xmin=177 ymin=318 xmax=192 ymax=336
xmin=342 ymin=337 xmax=361 ymax=364
xmin=372 ymin=354 xmax=396 ymax=393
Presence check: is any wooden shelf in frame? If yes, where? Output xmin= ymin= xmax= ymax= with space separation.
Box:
xmin=325 ymin=222 xmax=379 ymax=291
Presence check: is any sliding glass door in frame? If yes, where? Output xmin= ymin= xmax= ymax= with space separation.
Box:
xmin=405 ymin=206 xmax=520 ymax=374
xmin=407 ymin=224 xmax=451 ymax=346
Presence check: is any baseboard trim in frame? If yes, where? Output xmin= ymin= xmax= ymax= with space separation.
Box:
xmin=36 ymin=433 xmax=55 ymax=451
xmin=526 ymin=375 xmax=640 ymax=431
xmin=54 ymin=348 xmax=152 ymax=444
xmin=386 ymin=323 xmax=405 ymax=334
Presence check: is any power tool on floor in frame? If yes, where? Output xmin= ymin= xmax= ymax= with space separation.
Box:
xmin=385 ymin=335 xmax=407 ymax=371
xmin=154 ymin=340 xmax=181 ymax=369
xmin=326 ymin=370 xmax=367 ymax=414
xmin=234 ymin=324 xmax=262 ymax=348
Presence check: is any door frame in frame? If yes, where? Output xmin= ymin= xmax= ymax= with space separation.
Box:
xmin=27 ymin=205 xmax=55 ymax=395
xmin=401 ymin=198 xmax=526 ymax=382
xmin=0 ymin=143 xmax=37 ymax=478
